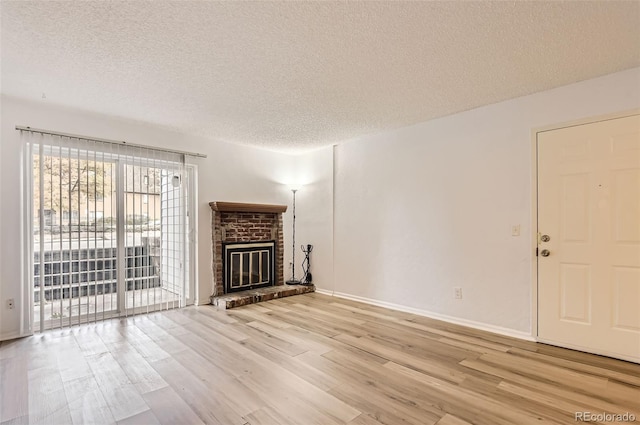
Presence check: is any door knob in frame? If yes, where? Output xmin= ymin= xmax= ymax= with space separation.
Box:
xmin=540 ymin=249 xmax=550 ymax=257
xmin=541 ymin=235 xmax=550 ymax=242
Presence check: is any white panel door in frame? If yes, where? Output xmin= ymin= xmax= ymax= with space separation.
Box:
xmin=538 ymin=114 xmax=640 ymax=363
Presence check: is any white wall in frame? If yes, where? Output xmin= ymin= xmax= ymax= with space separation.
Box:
xmin=288 ymin=147 xmax=334 ymax=290
xmin=0 ymin=95 xmax=321 ymax=339
xmin=333 ymin=67 xmax=640 ymax=336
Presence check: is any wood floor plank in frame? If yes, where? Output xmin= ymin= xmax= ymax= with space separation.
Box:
xmin=29 ymin=405 xmax=73 ymax=425
xmin=73 ymin=327 xmax=110 ymax=356
xmin=0 ymin=415 xmax=29 ymax=425
xmin=228 ymin=307 xmax=292 ymax=329
xmin=0 ymin=356 xmax=28 ymax=423
xmin=170 ymin=348 xmax=265 ymax=417
xmin=246 ymin=319 xmax=331 ymax=354
xmin=604 ymin=380 xmax=640 ymax=405
xmin=250 ymin=300 xmax=293 ymax=314
xmin=104 ymin=341 xmax=169 ymax=395
xmin=318 ymin=294 xmax=418 ymax=320
xmin=149 ymin=356 xmax=234 ymax=425
xmin=355 ymin=322 xmax=477 ymax=363
xmin=328 ymin=382 xmax=439 ymax=425
xmin=460 ymin=358 xmax=640 ymax=416
xmin=496 ymin=381 xmax=620 ymax=418
xmin=0 ymin=338 xmax=26 ymax=360
xmin=239 ymin=336 xmax=341 ymax=392
xmin=189 ymin=306 xmax=238 ymax=325
xmin=236 ymin=371 xmax=357 ymax=425
xmin=384 ymin=361 xmax=561 ymax=425
xmin=507 ymin=346 xmax=640 ymax=386
xmin=142 ymin=386 xmax=205 ymax=425
xmin=26 ymin=365 xmax=69 ymax=423
xmin=334 ymin=333 xmax=468 ymax=384
xmin=398 ymin=320 xmax=512 ymax=352
xmin=84 ymin=351 xmax=149 ymax=422
xmin=2 ymin=293 xmax=639 ymax=425
xmin=346 ymin=413 xmax=387 ymax=425
xmin=435 ymin=414 xmax=473 ymax=425
xmin=479 ymin=351 xmax=610 ymax=392
xmin=85 ymin=351 xmax=131 ymax=390
xmin=63 ymin=375 xmax=101 ymax=405
xmin=113 ymin=321 xmax=172 ymax=364
xmin=286 ymin=302 xmax=368 ymax=327
xmin=298 ymin=349 xmax=449 ymax=423
xmin=243 ymin=406 xmax=299 ymax=425
xmin=458 ymin=375 xmax=580 ymax=425
xmin=98 ymin=383 xmax=150 ymax=423
xmin=276 ymin=307 xmax=370 ymax=340
xmin=178 ymin=307 xmax=249 ymax=342
xmin=404 ymin=314 xmax=537 ymax=351
xmin=437 ymin=336 xmax=510 ymax=354
xmin=130 ymin=316 xmax=189 ymax=356
xmin=57 ymin=339 xmax=93 ymax=383
xmin=116 ymin=409 xmax=160 ymax=425
xmin=66 ymin=385 xmax=116 ymax=425
xmin=260 ymin=308 xmax=342 ymax=337
xmin=174 ymin=325 xmax=363 ymax=425
xmin=27 ymin=334 xmax=75 ymax=372
xmin=528 ymin=342 xmax=640 ymax=374
xmin=329 ymin=302 xmax=404 ymax=322
xmin=231 ymin=321 xmax=309 ymax=357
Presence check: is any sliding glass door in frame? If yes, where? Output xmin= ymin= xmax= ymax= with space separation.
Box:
xmin=27 ymin=134 xmax=193 ymax=331
xmin=121 ymin=162 xmax=188 ymax=314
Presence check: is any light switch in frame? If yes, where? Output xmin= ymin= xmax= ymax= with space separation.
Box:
xmin=511 ymin=225 xmax=520 ymax=237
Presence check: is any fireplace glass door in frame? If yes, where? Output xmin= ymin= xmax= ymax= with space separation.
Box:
xmin=224 ymin=241 xmax=274 ymax=292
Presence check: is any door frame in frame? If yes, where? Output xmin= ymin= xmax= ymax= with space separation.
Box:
xmin=530 ymin=108 xmax=640 ymax=349
xmin=185 ymin=164 xmax=198 ymax=306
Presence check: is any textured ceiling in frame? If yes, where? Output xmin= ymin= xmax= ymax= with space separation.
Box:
xmin=2 ymin=1 xmax=639 ymax=152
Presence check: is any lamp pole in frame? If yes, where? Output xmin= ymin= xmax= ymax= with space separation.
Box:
xmin=286 ymin=189 xmax=300 ymax=284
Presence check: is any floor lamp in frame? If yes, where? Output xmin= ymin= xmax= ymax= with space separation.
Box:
xmin=286 ymin=188 xmax=300 ymax=284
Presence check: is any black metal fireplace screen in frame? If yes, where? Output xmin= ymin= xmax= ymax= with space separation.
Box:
xmin=223 ymin=241 xmax=275 ymax=293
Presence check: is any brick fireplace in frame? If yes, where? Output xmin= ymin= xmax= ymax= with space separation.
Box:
xmin=209 ymin=202 xmax=286 ymax=296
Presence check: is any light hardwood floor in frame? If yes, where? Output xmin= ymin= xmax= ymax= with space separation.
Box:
xmin=1 ymin=293 xmax=639 ymax=425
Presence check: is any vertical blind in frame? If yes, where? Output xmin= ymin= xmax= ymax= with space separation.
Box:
xmin=22 ymin=130 xmax=190 ymax=332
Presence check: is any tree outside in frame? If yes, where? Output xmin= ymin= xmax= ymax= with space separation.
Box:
xmin=33 ymin=155 xmax=162 ymax=228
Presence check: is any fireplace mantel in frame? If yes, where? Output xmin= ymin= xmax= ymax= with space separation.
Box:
xmin=209 ymin=202 xmax=287 ymax=214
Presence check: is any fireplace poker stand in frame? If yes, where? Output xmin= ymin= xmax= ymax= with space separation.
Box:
xmin=300 ymin=244 xmax=313 ymax=285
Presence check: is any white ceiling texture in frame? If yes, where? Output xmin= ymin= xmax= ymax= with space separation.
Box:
xmin=2 ymin=1 xmax=639 ymax=152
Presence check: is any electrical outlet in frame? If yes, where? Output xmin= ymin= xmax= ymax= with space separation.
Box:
xmin=454 ymin=288 xmax=462 ymax=299
xmin=7 ymin=299 xmax=15 ymax=309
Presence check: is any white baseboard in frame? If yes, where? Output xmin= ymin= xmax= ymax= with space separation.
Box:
xmin=314 ymin=288 xmax=534 ymax=341
xmin=0 ymin=330 xmax=28 ymax=342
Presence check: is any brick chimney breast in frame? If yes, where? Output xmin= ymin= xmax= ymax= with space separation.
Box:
xmin=210 ymin=202 xmax=287 ymax=296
